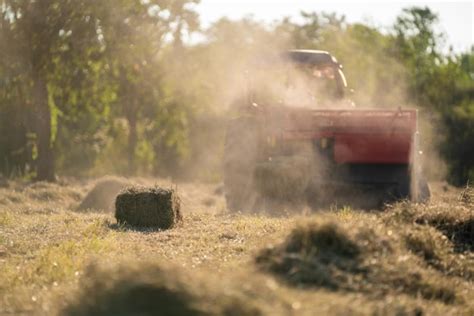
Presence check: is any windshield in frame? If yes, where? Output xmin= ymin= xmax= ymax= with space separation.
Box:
xmin=249 ymin=60 xmax=346 ymax=107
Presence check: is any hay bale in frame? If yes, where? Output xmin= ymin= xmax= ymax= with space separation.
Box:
xmin=77 ymin=177 xmax=129 ymax=212
xmin=115 ymin=186 xmax=181 ymax=229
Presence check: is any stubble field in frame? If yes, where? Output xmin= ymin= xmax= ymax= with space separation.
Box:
xmin=0 ymin=177 xmax=472 ymax=315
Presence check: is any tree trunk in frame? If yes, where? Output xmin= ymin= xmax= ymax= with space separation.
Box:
xmin=127 ymin=111 xmax=137 ymax=175
xmin=119 ymin=66 xmax=138 ymax=175
xmin=33 ymin=72 xmax=55 ymax=181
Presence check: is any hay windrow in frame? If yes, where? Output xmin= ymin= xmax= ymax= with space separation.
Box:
xmin=256 ymin=218 xmax=462 ymax=304
xmin=415 ymin=213 xmax=474 ymax=252
xmin=403 ymin=226 xmax=474 ymax=280
xmin=459 ymin=184 xmax=473 ymax=205
xmin=77 ymin=177 xmax=129 ymax=212
xmin=384 ymin=201 xmax=474 ymax=252
xmin=115 ymin=186 xmax=181 ymax=229
xmin=62 ymin=262 xmax=261 ymax=316
xmin=61 ymin=262 xmax=205 ymax=316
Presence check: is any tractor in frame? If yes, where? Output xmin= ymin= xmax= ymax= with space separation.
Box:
xmin=223 ymin=50 xmax=430 ymax=212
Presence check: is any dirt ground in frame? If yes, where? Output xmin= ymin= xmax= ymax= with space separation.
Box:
xmin=0 ymin=178 xmax=472 ymax=315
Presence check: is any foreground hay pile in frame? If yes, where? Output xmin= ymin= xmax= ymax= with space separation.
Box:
xmin=257 ymin=202 xmax=474 ymax=307
xmin=460 ymin=184 xmax=474 ymax=206
xmin=115 ymin=186 xmax=181 ymax=229
xmin=62 ymin=262 xmax=261 ymax=316
xmin=385 ymin=200 xmax=474 ymax=252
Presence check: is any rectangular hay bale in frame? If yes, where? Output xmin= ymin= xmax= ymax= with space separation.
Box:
xmin=115 ymin=186 xmax=181 ymax=229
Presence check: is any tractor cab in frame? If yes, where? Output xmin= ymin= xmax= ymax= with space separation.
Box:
xmin=283 ymin=50 xmax=348 ymax=100
xmin=247 ymin=50 xmax=349 ymax=108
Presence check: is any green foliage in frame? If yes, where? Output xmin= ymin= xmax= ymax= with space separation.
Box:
xmin=392 ymin=7 xmax=474 ymax=184
xmin=0 ymin=3 xmax=472 ymax=183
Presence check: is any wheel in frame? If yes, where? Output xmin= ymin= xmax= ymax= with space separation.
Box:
xmin=409 ymin=151 xmax=431 ymax=203
xmin=223 ymin=117 xmax=260 ymax=212
xmin=409 ymin=131 xmax=431 ymax=203
xmin=413 ymin=176 xmax=431 ymax=203
xmin=394 ymin=170 xmax=430 ymax=203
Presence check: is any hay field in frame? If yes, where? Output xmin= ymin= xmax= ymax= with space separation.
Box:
xmin=0 ymin=178 xmax=472 ymax=315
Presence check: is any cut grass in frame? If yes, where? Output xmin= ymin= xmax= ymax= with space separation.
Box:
xmin=385 ymin=200 xmax=474 ymax=252
xmin=0 ymin=210 xmax=13 ymax=227
xmin=77 ymin=177 xmax=129 ymax=212
xmin=0 ymin=211 xmax=117 ymax=315
xmin=403 ymin=226 xmax=474 ymax=280
xmin=256 ymin=217 xmax=463 ymax=304
xmin=63 ymin=262 xmax=263 ymax=316
xmin=0 ymin=179 xmax=472 ymax=315
xmin=459 ymin=184 xmax=473 ymax=205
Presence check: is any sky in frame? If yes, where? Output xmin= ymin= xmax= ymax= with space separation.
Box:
xmin=196 ymin=1 xmax=473 ymax=53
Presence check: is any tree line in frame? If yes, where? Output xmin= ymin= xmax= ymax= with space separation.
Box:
xmin=0 ymin=1 xmax=472 ymax=185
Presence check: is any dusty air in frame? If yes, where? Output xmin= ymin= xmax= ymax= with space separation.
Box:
xmin=0 ymin=1 xmax=472 ymax=315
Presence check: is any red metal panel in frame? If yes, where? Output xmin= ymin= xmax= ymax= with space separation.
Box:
xmin=334 ymin=133 xmax=412 ymax=164
xmin=275 ymin=108 xmax=417 ymax=164
xmin=283 ymin=109 xmax=418 ymax=133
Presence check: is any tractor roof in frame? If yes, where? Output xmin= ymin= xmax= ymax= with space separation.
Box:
xmin=285 ymin=50 xmax=341 ymax=68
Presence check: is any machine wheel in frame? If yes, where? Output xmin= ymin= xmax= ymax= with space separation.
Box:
xmin=413 ymin=176 xmax=431 ymax=203
xmin=393 ymin=171 xmax=430 ymax=203
xmin=409 ymin=133 xmax=431 ymax=203
xmin=223 ymin=117 xmax=260 ymax=212
xmin=410 ymin=154 xmax=431 ymax=203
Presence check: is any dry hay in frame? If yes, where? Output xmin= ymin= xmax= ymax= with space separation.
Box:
xmin=383 ymin=201 xmax=474 ymax=280
xmin=25 ymin=181 xmax=81 ymax=202
xmin=256 ymin=218 xmax=463 ymax=304
xmin=460 ymin=183 xmax=474 ymax=205
xmin=385 ymin=201 xmax=474 ymax=252
xmin=77 ymin=177 xmax=129 ymax=212
xmin=62 ymin=262 xmax=261 ymax=316
xmin=0 ymin=175 xmax=9 ymax=188
xmin=254 ymin=155 xmax=311 ymax=201
xmin=403 ymin=226 xmax=474 ymax=280
xmin=63 ymin=263 xmax=201 ymax=316
xmin=415 ymin=212 xmax=474 ymax=253
xmin=115 ymin=186 xmax=181 ymax=229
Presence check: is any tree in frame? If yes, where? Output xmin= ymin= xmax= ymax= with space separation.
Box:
xmin=393 ymin=7 xmax=474 ymax=184
xmin=393 ymin=7 xmax=444 ymax=106
xmin=0 ymin=0 xmax=200 ymax=177
xmin=98 ymin=0 xmax=199 ymax=174
xmin=1 ymin=0 xmax=111 ymax=180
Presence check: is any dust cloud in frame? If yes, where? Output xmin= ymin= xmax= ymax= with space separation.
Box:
xmin=75 ymin=17 xmax=446 ymax=211
xmin=167 ymin=19 xmax=447 ymax=211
